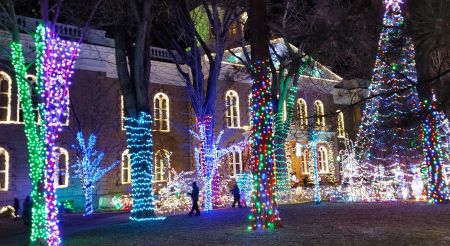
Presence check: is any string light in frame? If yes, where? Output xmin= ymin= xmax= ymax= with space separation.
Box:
xmin=420 ymin=96 xmax=449 ymax=203
xmin=190 ymin=120 xmax=248 ymax=211
xmin=248 ymin=60 xmax=280 ymax=231
xmin=11 ymin=32 xmax=47 ymax=243
xmin=72 ymin=132 xmax=118 ymax=216
xmin=124 ymin=112 xmax=165 ymax=221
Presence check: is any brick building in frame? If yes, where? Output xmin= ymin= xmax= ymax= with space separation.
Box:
xmin=0 ymin=16 xmax=359 ymax=209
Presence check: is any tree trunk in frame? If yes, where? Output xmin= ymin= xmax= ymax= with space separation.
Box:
xmin=84 ymin=185 xmax=94 ymax=216
xmin=310 ymin=129 xmax=321 ymax=204
xmin=248 ymin=0 xmax=280 ymax=230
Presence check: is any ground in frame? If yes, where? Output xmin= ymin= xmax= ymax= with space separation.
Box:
xmin=1 ymin=202 xmax=450 ymax=245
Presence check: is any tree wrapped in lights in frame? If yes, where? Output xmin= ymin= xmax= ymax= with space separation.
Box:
xmin=310 ymin=129 xmax=321 ymax=204
xmin=10 ymin=30 xmax=48 ymax=244
xmin=37 ymin=24 xmax=80 ymax=245
xmin=356 ymin=0 xmax=422 ymax=199
xmin=420 ymin=95 xmax=448 ymax=203
xmin=191 ymin=127 xmax=248 ymax=211
xmin=339 ymin=137 xmax=366 ymax=202
xmin=72 ymin=132 xmax=118 ymax=216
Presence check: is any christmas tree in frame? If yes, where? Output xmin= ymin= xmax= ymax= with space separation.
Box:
xmin=356 ymin=0 xmax=422 ymax=199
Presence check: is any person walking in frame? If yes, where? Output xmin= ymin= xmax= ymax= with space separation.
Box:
xmin=187 ymin=182 xmax=200 ymax=216
xmin=230 ymin=184 xmax=242 ymax=208
xmin=13 ymin=198 xmax=20 ymax=221
xmin=22 ymin=196 xmax=32 ymax=226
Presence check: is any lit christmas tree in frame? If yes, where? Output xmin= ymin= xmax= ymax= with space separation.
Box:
xmin=356 ymin=0 xmax=422 ymax=199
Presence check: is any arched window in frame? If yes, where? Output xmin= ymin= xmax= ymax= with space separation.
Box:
xmin=17 ymin=75 xmax=39 ymax=123
xmin=55 ymin=147 xmax=69 ymax=188
xmin=317 ymin=146 xmax=329 ymax=173
xmin=0 ymin=148 xmax=9 ymax=191
xmin=0 ymin=72 xmax=12 ymax=123
xmin=337 ymin=111 xmax=345 ymax=138
xmin=225 ymin=90 xmax=240 ymax=128
xmin=297 ymin=98 xmax=308 ymax=127
xmin=301 ymin=149 xmax=309 ymax=174
xmin=229 ymin=150 xmax=243 ymax=178
xmin=121 ymin=150 xmax=131 ymax=184
xmin=154 ymin=149 xmax=171 ymax=182
xmin=314 ymin=100 xmax=325 ymax=128
xmin=154 ymin=93 xmax=170 ymax=132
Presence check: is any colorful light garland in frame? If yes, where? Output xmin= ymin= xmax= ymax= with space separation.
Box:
xmin=124 ymin=112 xmax=165 ymax=221
xmin=72 ymin=132 xmax=119 ymax=216
xmin=248 ymin=60 xmax=280 ymax=231
xmin=420 ymin=96 xmax=449 ymax=203
xmin=310 ymin=129 xmax=321 ymax=204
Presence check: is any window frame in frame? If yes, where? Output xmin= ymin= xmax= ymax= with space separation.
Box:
xmin=121 ymin=149 xmax=131 ymax=184
xmin=153 ymin=92 xmax=170 ymax=132
xmin=229 ymin=150 xmax=243 ymax=178
xmin=297 ymin=98 xmax=308 ymax=127
xmin=337 ymin=111 xmax=345 ymax=138
xmin=317 ymin=146 xmax=329 ymax=173
xmin=0 ymin=72 xmax=12 ymax=123
xmin=154 ymin=149 xmax=171 ymax=182
xmin=0 ymin=147 xmax=9 ymax=191
xmin=225 ymin=90 xmax=240 ymax=128
xmin=314 ymin=100 xmax=325 ymax=128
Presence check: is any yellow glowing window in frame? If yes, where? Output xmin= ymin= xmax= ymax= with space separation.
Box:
xmin=337 ymin=111 xmax=345 ymax=138
xmin=153 ymin=93 xmax=170 ymax=132
xmin=225 ymin=90 xmax=240 ymax=128
xmin=317 ymin=146 xmax=329 ymax=173
xmin=297 ymin=98 xmax=308 ymax=127
xmin=314 ymin=100 xmax=325 ymax=127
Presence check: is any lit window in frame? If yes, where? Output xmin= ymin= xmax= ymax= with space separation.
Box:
xmin=229 ymin=150 xmax=243 ymax=177
xmin=17 ymin=75 xmax=40 ymax=123
xmin=0 ymin=147 xmax=9 ymax=191
xmin=282 ymin=101 xmax=287 ymax=121
xmin=314 ymin=100 xmax=325 ymax=128
xmin=297 ymin=98 xmax=308 ymax=126
xmin=301 ymin=149 xmax=309 ymax=174
xmin=121 ymin=150 xmax=131 ymax=184
xmin=0 ymin=72 xmax=12 ymax=123
xmin=154 ymin=149 xmax=171 ymax=182
xmin=153 ymin=93 xmax=170 ymax=132
xmin=225 ymin=90 xmax=240 ymax=128
xmin=337 ymin=111 xmax=345 ymax=138
xmin=55 ymin=147 xmax=69 ymax=188
xmin=317 ymin=146 xmax=329 ymax=173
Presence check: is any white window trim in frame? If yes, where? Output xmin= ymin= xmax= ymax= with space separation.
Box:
xmin=121 ymin=149 xmax=131 ymax=184
xmin=0 ymin=71 xmax=12 ymax=124
xmin=225 ymin=90 xmax=241 ymax=128
xmin=229 ymin=150 xmax=243 ymax=178
xmin=153 ymin=92 xmax=170 ymax=132
xmin=297 ymin=98 xmax=308 ymax=126
xmin=0 ymin=147 xmax=9 ymax=191
xmin=55 ymin=147 xmax=69 ymax=188
xmin=314 ymin=100 xmax=325 ymax=127
xmin=154 ymin=149 xmax=171 ymax=182
xmin=318 ymin=146 xmax=329 ymax=173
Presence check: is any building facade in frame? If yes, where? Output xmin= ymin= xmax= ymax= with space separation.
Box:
xmin=0 ymin=17 xmax=358 ymax=209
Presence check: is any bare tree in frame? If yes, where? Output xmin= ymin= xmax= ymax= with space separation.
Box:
xmin=157 ymin=0 xmax=243 ymax=211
